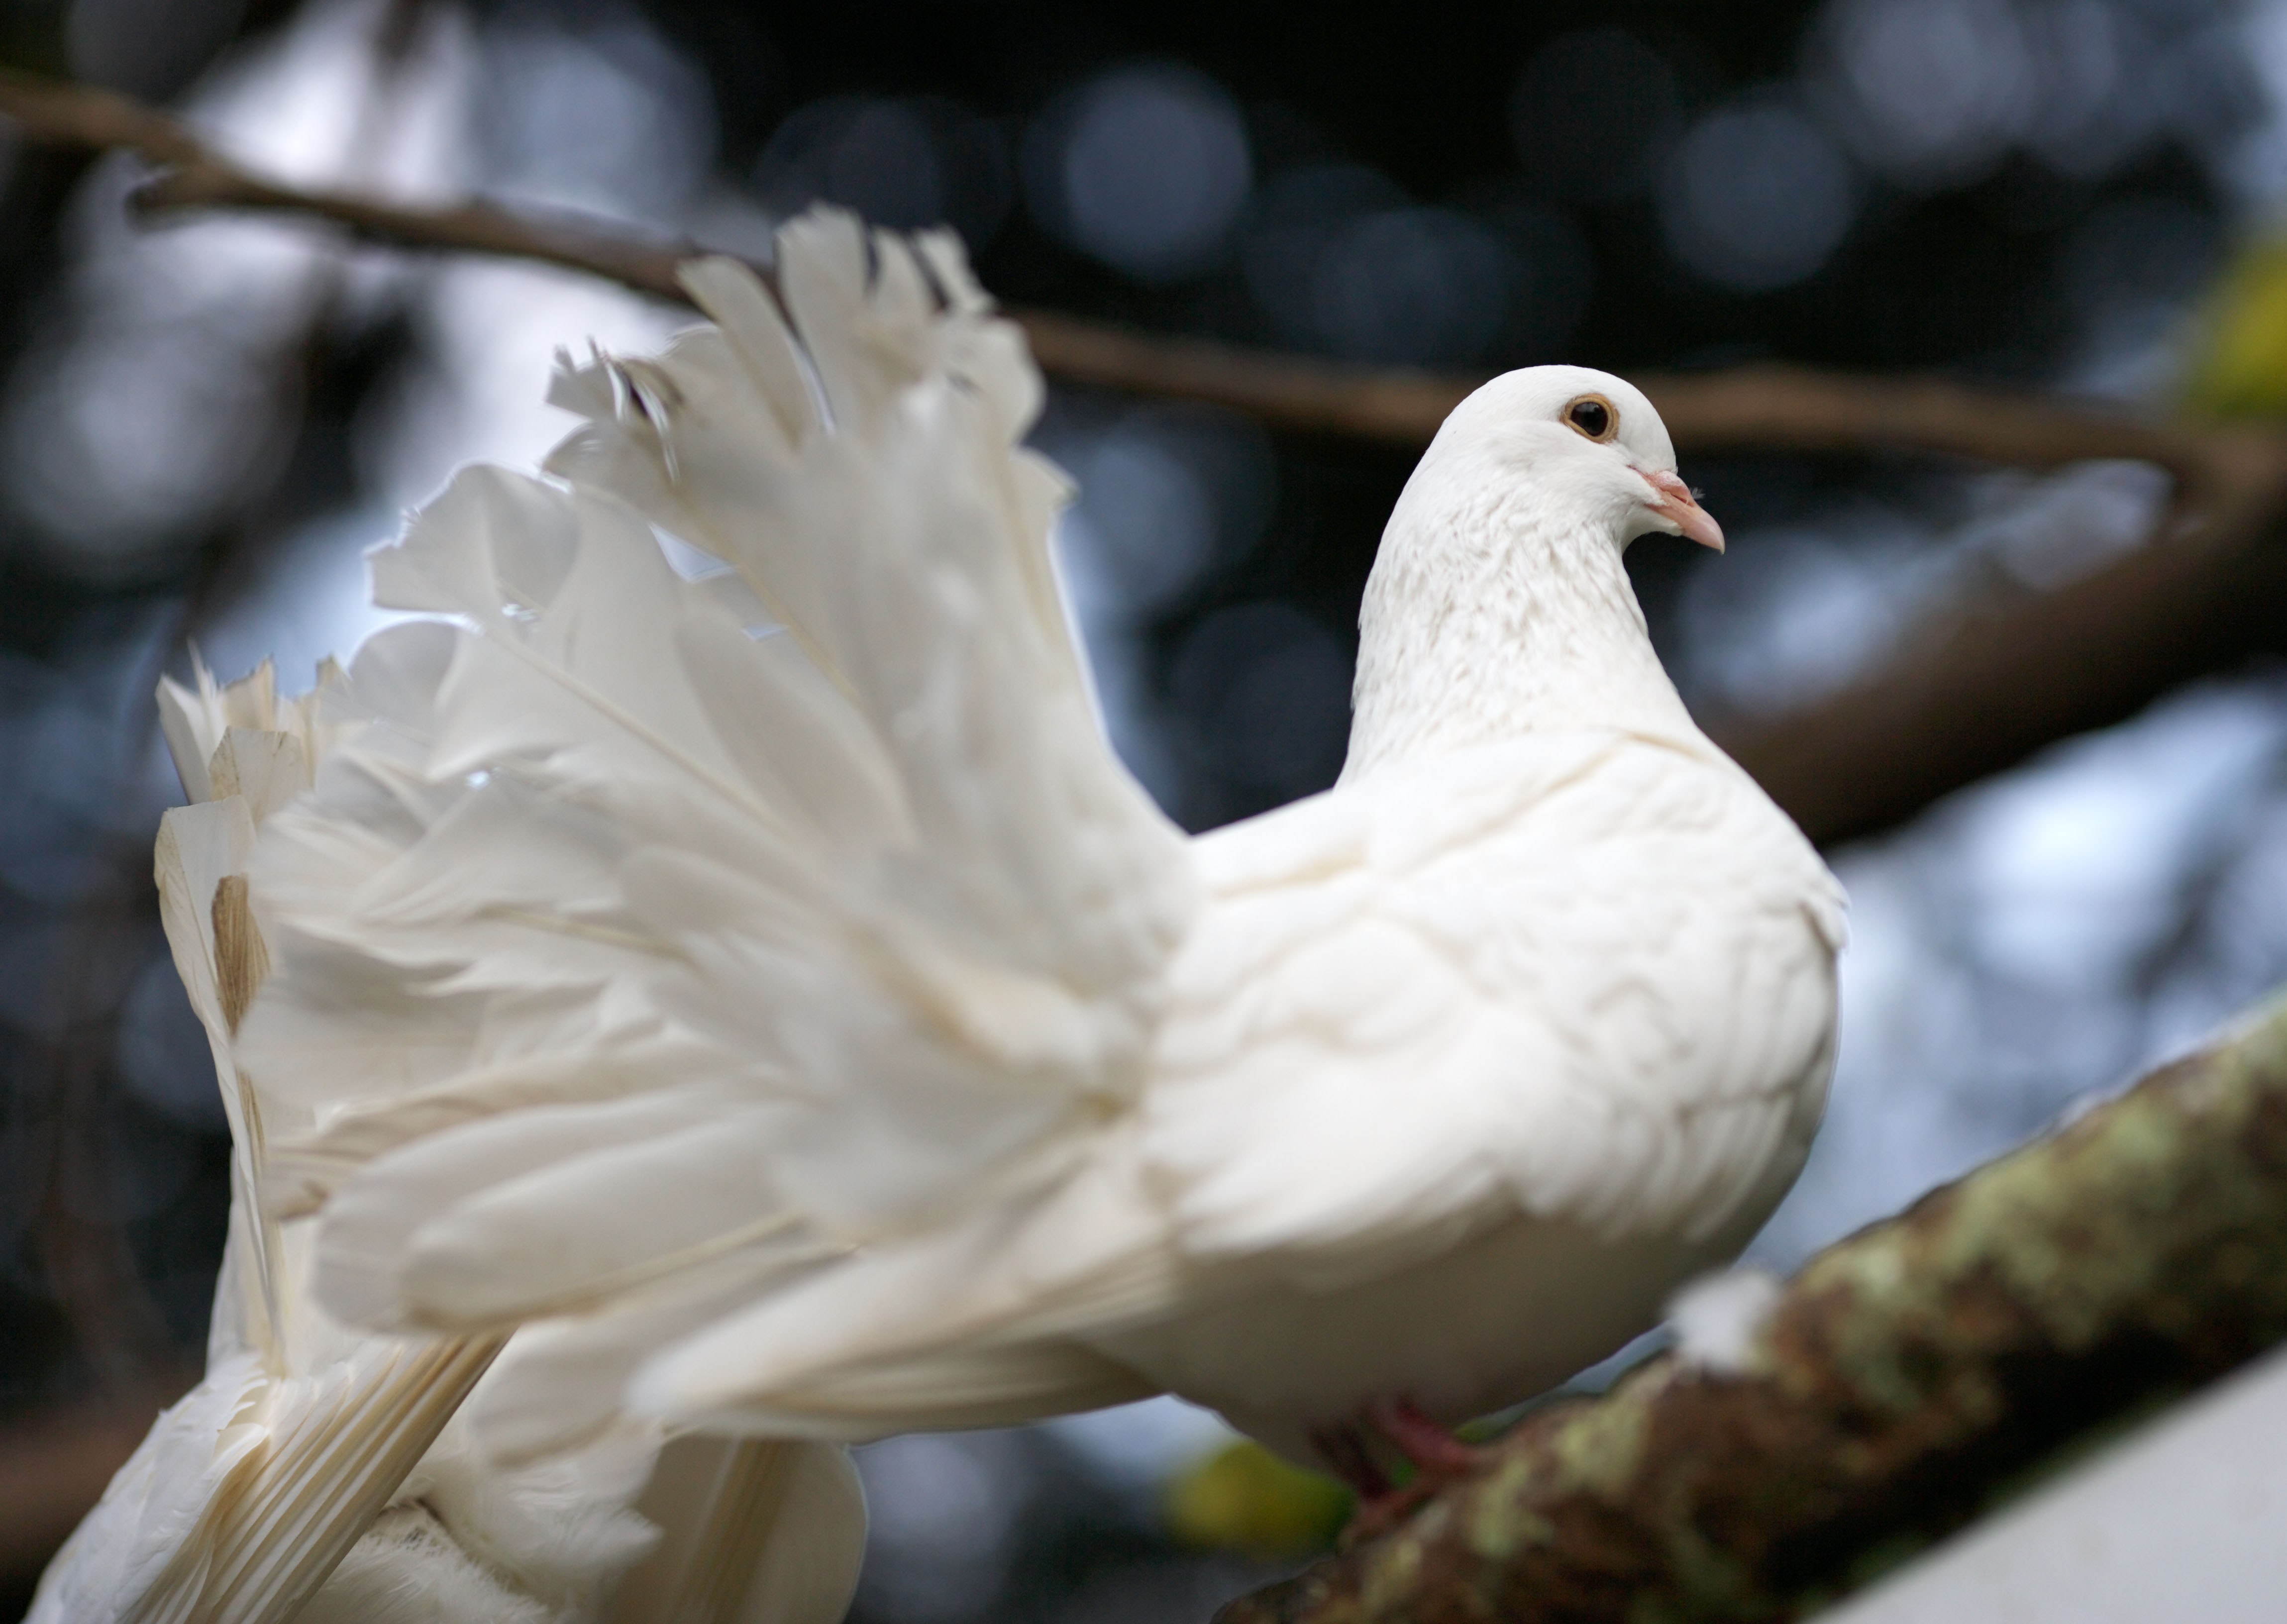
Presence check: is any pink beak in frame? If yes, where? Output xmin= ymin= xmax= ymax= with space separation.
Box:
xmin=1639 ymin=469 xmax=1725 ymax=553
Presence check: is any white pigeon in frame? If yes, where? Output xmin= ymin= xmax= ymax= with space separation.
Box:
xmin=30 ymin=661 xmax=865 ymax=1624
xmin=228 ymin=205 xmax=1841 ymax=1526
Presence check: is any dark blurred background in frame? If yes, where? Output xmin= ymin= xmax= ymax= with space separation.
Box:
xmin=4 ymin=0 xmax=2287 ymax=1618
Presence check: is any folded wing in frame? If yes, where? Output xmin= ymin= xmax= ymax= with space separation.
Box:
xmin=1144 ymin=736 xmax=1844 ymax=1287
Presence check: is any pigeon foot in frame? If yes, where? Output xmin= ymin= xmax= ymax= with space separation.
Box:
xmin=1317 ymin=1399 xmax=1491 ymax=1545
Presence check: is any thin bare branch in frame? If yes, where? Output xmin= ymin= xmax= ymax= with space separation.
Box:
xmin=7 ymin=68 xmax=2287 ymax=848
xmin=0 ymin=69 xmax=2228 ymax=470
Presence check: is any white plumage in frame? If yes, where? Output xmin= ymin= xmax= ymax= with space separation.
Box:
xmin=47 ymin=199 xmax=1842 ymax=1615
xmin=33 ymin=662 xmax=865 ymax=1624
xmin=258 ymin=205 xmax=1840 ymax=1462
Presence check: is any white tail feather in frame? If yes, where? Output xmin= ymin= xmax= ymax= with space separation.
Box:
xmin=246 ymin=211 xmax=1192 ymax=1449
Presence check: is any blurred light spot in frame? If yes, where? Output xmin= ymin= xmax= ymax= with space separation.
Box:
xmin=180 ymin=0 xmax=470 ymax=196
xmin=1961 ymin=687 xmax=2285 ymax=989
xmin=2162 ymin=12 xmax=2283 ymax=205
xmin=756 ymin=96 xmax=1012 ymax=248
xmin=1974 ymin=460 xmax=2169 ymax=592
xmin=1243 ymin=167 xmax=1520 ymax=363
xmin=1242 ymin=163 xmax=1406 ymax=345
xmin=2 ymin=0 xmax=474 ymax=583
xmin=198 ymin=507 xmax=417 ymax=682
xmin=67 ymin=0 xmax=245 ymax=99
xmin=764 ymin=99 xmax=941 ymax=227
xmin=1807 ymin=0 xmax=2032 ymax=189
xmin=1677 ymin=516 xmax=1943 ymax=714
xmin=364 ymin=259 xmax=686 ymax=508
xmin=2227 ymin=0 xmax=2287 ymax=206
xmin=2019 ymin=0 xmax=2153 ymax=178
xmin=855 ymin=1432 xmax=1027 ymax=1623
xmin=1507 ymin=29 xmax=1684 ymax=203
xmin=1171 ymin=602 xmax=1351 ymax=806
xmin=3 ymin=292 xmax=294 ymax=578
xmin=478 ymin=10 xmax=714 ymax=221
xmin=119 ymin=953 xmax=225 ymax=1133
xmin=1312 ymin=208 xmax=1517 ymax=366
xmin=1047 ymin=405 xmax=1274 ymax=625
xmin=1658 ymin=95 xmax=1857 ymax=293
xmin=1046 ymin=405 xmax=1275 ymax=814
xmin=1029 ymin=65 xmax=1251 ymax=282
xmin=1059 ymin=435 xmax=1217 ymax=622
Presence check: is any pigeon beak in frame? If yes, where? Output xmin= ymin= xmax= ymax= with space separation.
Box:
xmin=1639 ymin=469 xmax=1725 ymax=553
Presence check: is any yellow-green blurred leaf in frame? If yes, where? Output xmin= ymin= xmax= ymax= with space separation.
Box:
xmin=1163 ymin=1439 xmax=1352 ymax=1558
xmin=2187 ymin=239 xmax=2287 ymax=418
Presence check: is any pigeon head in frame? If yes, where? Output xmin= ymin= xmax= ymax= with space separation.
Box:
xmin=1344 ymin=364 xmax=1719 ymax=774
xmin=1432 ymin=365 xmax=1724 ymax=554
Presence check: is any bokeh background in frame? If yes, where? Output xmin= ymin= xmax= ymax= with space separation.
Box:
xmin=4 ymin=0 xmax=2287 ymax=1618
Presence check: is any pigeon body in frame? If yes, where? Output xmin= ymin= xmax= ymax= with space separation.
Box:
xmin=211 ymin=207 xmax=1839 ymax=1516
xmin=1084 ymin=370 xmax=1841 ymax=1458
xmin=32 ymin=663 xmax=864 ymax=1624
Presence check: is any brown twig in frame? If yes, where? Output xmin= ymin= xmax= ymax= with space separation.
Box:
xmin=0 ymin=69 xmax=2226 ymax=466
xmin=5 ymin=68 xmax=2287 ymax=847
xmin=1220 ymin=993 xmax=2287 ymax=1624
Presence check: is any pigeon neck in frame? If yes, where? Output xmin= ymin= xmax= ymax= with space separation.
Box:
xmin=1341 ymin=475 xmax=1699 ymax=783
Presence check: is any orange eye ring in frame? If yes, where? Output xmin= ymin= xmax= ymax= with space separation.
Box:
xmin=1563 ymin=394 xmax=1617 ymax=442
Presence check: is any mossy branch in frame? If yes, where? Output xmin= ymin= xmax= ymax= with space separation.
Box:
xmin=1221 ymin=998 xmax=2287 ymax=1624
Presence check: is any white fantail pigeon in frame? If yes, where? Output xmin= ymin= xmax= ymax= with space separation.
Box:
xmin=31 ymin=663 xmax=864 ymax=1624
xmin=217 ymin=203 xmax=1838 ymax=1554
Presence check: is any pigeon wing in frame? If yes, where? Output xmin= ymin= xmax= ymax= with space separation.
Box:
xmin=1144 ymin=735 xmax=1844 ymax=1285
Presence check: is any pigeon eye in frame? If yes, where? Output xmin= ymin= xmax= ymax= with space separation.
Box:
xmin=1563 ymin=395 xmax=1617 ymax=442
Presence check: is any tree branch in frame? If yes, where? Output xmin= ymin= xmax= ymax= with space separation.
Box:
xmin=1220 ymin=994 xmax=2287 ymax=1624
xmin=5 ymin=69 xmax=2287 ymax=846
xmin=1694 ymin=394 xmax=2287 ymax=845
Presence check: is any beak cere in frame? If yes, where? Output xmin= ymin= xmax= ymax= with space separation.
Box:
xmin=1640 ymin=469 xmax=1725 ymax=553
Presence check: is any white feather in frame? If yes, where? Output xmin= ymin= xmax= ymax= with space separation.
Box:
xmin=39 ymin=656 xmax=863 ymax=1624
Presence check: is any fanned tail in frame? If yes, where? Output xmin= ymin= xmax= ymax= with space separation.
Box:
xmin=39 ymin=665 xmax=513 ymax=1624
xmin=241 ymin=207 xmax=1191 ymax=1455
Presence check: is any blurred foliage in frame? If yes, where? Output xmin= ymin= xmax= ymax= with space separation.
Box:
xmin=2188 ymin=238 xmax=2287 ymax=416
xmin=1165 ymin=1440 xmax=1352 ymax=1559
